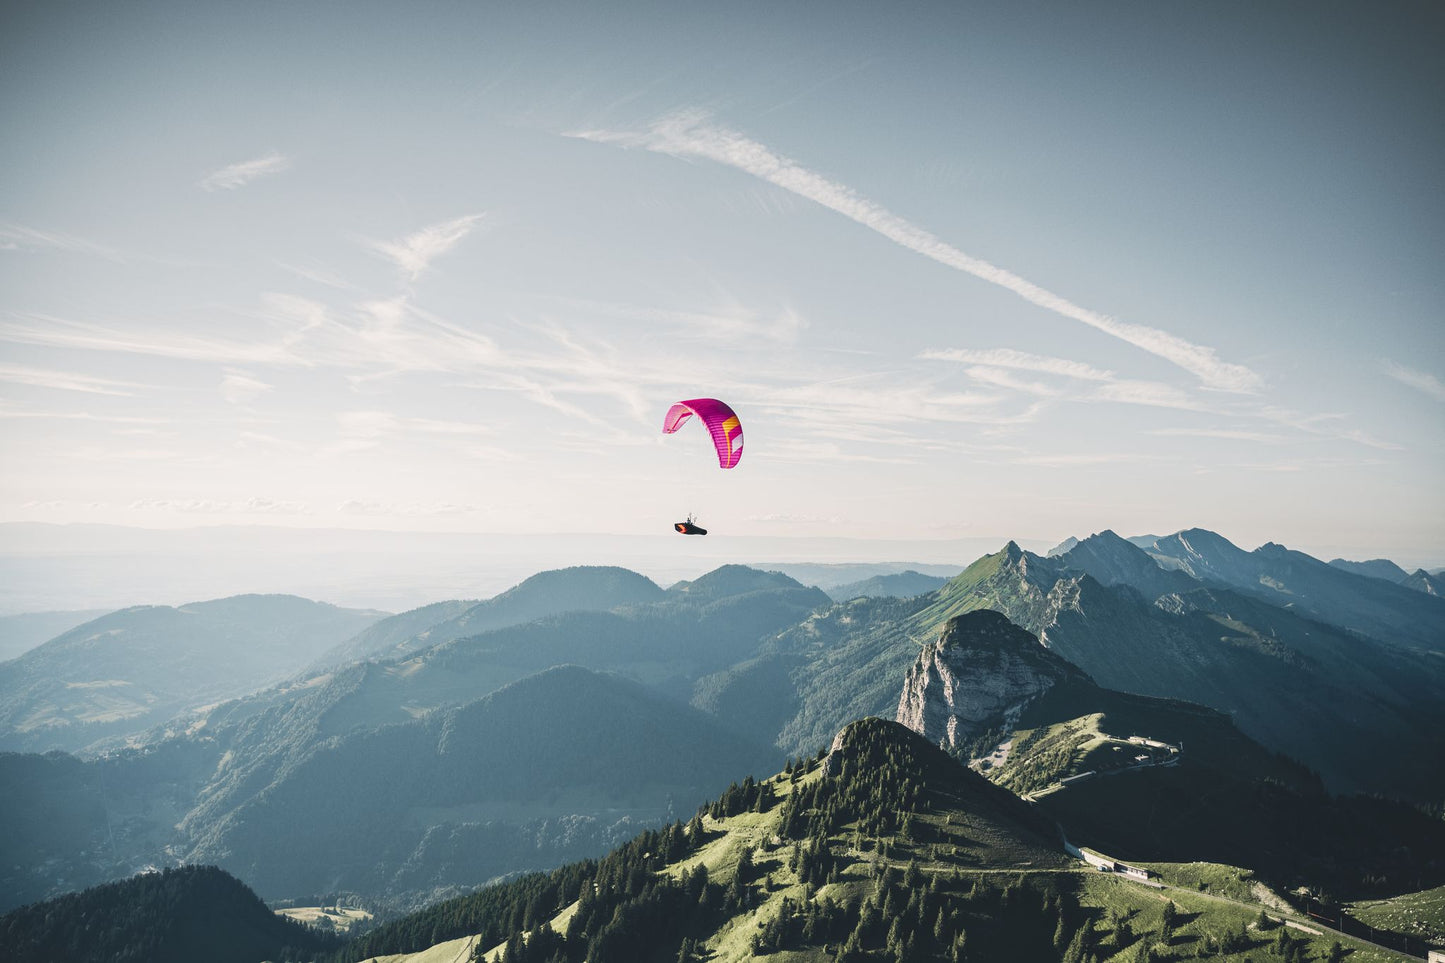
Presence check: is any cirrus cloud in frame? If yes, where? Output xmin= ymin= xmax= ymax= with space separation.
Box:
xmin=200 ymin=152 xmax=290 ymax=191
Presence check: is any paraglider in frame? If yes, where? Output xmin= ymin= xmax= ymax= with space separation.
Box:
xmin=674 ymin=513 xmax=707 ymax=536
xmin=662 ymin=398 xmax=741 ymax=535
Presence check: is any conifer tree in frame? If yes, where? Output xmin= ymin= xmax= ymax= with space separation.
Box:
xmin=1063 ymin=928 xmax=1089 ymax=963
xmin=904 ymin=860 xmax=923 ymax=889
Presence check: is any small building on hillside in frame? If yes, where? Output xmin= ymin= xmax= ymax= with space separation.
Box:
xmin=1117 ymin=863 xmax=1152 ymax=881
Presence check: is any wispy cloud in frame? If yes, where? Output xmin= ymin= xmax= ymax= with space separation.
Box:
xmin=1235 ymin=462 xmax=1304 ymax=473
xmin=337 ymin=499 xmax=483 ymax=517
xmin=560 ymin=297 xmax=808 ymax=344
xmin=365 ymin=214 xmax=484 ymax=281
xmin=1147 ymin=427 xmax=1283 ymax=442
xmin=129 ymin=496 xmax=311 ymax=514
xmin=275 ymin=260 xmax=360 ymax=291
xmin=922 ymin=346 xmax=1222 ymax=409
xmin=920 ymin=347 xmax=1114 ymax=382
xmin=0 ymin=363 xmax=146 ymax=396
xmin=756 ymin=378 xmax=1010 ymax=428
xmin=0 ymin=404 xmax=166 ymax=425
xmin=1338 ymin=429 xmax=1404 ymax=451
xmin=960 ymin=366 xmax=1060 ymax=396
xmin=0 ymin=222 xmax=127 ymax=262
xmin=766 ymin=440 xmax=916 ymax=465
xmin=574 ymin=112 xmax=1262 ymax=393
xmin=323 ymin=409 xmax=516 ymax=459
xmin=2 ymin=298 xmax=502 ymax=375
xmin=746 ymin=511 xmax=844 ymax=524
xmin=221 ymin=370 xmax=272 ymax=404
xmin=1382 ymin=360 xmax=1445 ymax=402
xmin=1 ymin=314 xmax=301 ymax=365
xmin=69 ymin=446 xmax=187 ymax=462
xmin=1257 ymin=406 xmax=1401 ymax=450
xmin=1090 ymin=380 xmax=1209 ymax=411
xmin=235 ymin=430 xmax=303 ymax=450
xmin=200 ymin=152 xmax=290 ymax=191
xmin=1009 ymin=452 xmax=1165 ymax=467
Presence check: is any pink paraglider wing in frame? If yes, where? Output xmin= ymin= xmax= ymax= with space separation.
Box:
xmin=661 ymin=398 xmax=743 ymax=469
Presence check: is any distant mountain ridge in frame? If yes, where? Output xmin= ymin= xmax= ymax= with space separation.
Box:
xmin=312 ymin=565 xmax=665 ymax=668
xmin=1329 ymin=556 xmax=1443 ymax=596
xmin=825 ymin=570 xmax=952 ymax=602
xmin=0 ymin=595 xmax=386 ymax=755
xmin=0 ymin=609 xmax=110 ymax=663
xmin=1137 ymin=528 xmax=1445 ymax=650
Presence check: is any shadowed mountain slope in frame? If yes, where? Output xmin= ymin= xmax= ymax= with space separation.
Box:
xmin=185 ymin=665 xmax=778 ymax=898
xmin=176 ymin=565 xmax=827 ymax=847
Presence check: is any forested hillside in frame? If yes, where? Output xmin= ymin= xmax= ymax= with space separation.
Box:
xmin=329 ymin=719 xmax=1422 ymax=963
xmin=0 ymin=865 xmax=337 ymax=963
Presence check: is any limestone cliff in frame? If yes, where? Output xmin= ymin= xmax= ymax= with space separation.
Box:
xmin=895 ymin=610 xmax=1088 ymax=760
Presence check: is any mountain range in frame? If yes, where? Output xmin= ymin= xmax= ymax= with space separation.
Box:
xmin=711 ymin=533 xmax=1445 ymax=799
xmin=1136 ymin=529 xmax=1444 ymax=650
xmin=2 ymin=526 xmax=1442 ymax=958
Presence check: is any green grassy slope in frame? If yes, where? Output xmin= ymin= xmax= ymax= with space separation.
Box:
xmin=1349 ymin=884 xmax=1445 ymax=956
xmin=331 ymin=719 xmax=1417 ymax=963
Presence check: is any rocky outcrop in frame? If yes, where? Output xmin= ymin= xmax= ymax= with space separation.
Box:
xmin=895 ymin=610 xmax=1087 ymax=757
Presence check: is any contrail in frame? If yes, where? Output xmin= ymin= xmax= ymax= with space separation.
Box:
xmin=572 ymin=112 xmax=1260 ymax=393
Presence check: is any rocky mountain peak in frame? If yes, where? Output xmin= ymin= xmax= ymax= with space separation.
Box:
xmin=896 ymin=611 xmax=1086 ymax=759
xmin=1045 ymin=536 xmax=1080 ymax=557
xmin=1056 ymin=530 xmax=1198 ymax=602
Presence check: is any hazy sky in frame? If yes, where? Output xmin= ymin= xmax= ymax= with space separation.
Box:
xmin=2 ymin=1 xmax=1442 ymax=565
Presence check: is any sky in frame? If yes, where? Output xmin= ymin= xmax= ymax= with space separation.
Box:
xmin=2 ymin=0 xmax=1442 ymax=569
